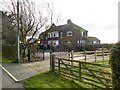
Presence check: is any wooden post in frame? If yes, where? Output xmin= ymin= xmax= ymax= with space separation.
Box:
xmin=43 ymin=50 xmax=44 ymax=60
xmin=71 ymin=50 xmax=73 ymax=69
xmin=79 ymin=62 xmax=81 ymax=81
xmin=95 ymin=50 xmax=97 ymax=62
xmin=108 ymin=50 xmax=110 ymax=60
xmin=50 ymin=54 xmax=55 ymax=72
xmin=50 ymin=51 xmax=52 ymax=55
xmin=58 ymin=59 xmax=60 ymax=74
xmin=71 ymin=50 xmax=73 ymax=60
xmin=68 ymin=53 xmax=70 ymax=59
xmin=102 ymin=48 xmax=104 ymax=61
xmin=84 ymin=50 xmax=87 ymax=62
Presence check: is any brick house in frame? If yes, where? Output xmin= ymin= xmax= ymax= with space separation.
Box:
xmin=40 ymin=19 xmax=100 ymax=50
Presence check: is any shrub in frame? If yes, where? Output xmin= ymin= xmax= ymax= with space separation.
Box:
xmin=109 ymin=42 xmax=120 ymax=89
xmin=2 ymin=44 xmax=17 ymax=60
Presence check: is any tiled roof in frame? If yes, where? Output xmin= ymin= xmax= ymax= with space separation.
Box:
xmin=82 ymin=36 xmax=100 ymax=41
xmin=55 ymin=23 xmax=87 ymax=32
xmin=40 ymin=20 xmax=87 ymax=35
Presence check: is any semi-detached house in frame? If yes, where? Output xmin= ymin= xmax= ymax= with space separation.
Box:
xmin=40 ymin=19 xmax=100 ymax=50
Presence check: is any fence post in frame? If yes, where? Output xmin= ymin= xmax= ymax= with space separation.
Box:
xmin=108 ymin=50 xmax=110 ymax=60
xmin=43 ymin=50 xmax=44 ymax=60
xmin=58 ymin=59 xmax=60 ymax=74
xmin=50 ymin=54 xmax=55 ymax=72
xmin=102 ymin=48 xmax=104 ymax=61
xmin=84 ymin=50 xmax=87 ymax=62
xmin=79 ymin=62 xmax=82 ymax=81
xmin=71 ymin=50 xmax=74 ymax=69
xmin=71 ymin=50 xmax=73 ymax=60
xmin=95 ymin=50 xmax=97 ymax=62
xmin=50 ymin=51 xmax=52 ymax=55
xmin=68 ymin=53 xmax=71 ymax=59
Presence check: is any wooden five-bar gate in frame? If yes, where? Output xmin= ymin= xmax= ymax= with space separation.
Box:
xmin=50 ymin=54 xmax=112 ymax=88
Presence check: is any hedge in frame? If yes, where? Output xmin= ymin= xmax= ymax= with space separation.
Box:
xmin=109 ymin=42 xmax=120 ymax=89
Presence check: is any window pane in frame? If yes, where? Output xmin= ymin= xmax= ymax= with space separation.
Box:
xmin=67 ymin=31 xmax=72 ymax=36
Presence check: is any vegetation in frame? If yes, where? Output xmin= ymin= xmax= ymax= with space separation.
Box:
xmin=56 ymin=59 xmax=111 ymax=88
xmin=23 ymin=71 xmax=85 ymax=89
xmin=2 ymin=44 xmax=17 ymax=60
xmin=1 ymin=0 xmax=65 ymax=58
xmin=109 ymin=42 xmax=120 ymax=89
xmin=94 ymin=59 xmax=109 ymax=65
xmin=23 ymin=59 xmax=111 ymax=89
xmin=1 ymin=57 xmax=16 ymax=63
xmin=76 ymin=44 xmax=114 ymax=51
xmin=2 ymin=11 xmax=17 ymax=45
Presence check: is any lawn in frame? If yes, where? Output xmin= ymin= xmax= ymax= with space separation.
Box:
xmin=23 ymin=71 xmax=86 ymax=89
xmin=23 ymin=59 xmax=112 ymax=89
xmin=94 ymin=59 xmax=110 ymax=65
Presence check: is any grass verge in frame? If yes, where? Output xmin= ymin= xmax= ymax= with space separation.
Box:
xmin=23 ymin=71 xmax=85 ymax=89
xmin=23 ymin=59 xmax=112 ymax=89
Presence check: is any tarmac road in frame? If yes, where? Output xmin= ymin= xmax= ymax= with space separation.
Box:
xmin=1 ymin=69 xmax=24 ymax=89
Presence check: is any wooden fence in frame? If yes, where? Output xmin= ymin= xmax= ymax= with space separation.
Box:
xmin=21 ymin=49 xmax=51 ymax=62
xmin=21 ymin=49 xmax=109 ymax=63
xmin=52 ymin=52 xmax=70 ymax=59
xmin=30 ymin=50 xmax=45 ymax=61
xmin=50 ymin=54 xmax=112 ymax=88
xmin=69 ymin=49 xmax=109 ymax=62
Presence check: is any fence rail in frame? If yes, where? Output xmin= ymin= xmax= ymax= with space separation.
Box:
xmin=50 ymin=54 xmax=112 ymax=88
xmin=70 ymin=49 xmax=109 ymax=62
xmin=21 ymin=48 xmax=109 ymax=63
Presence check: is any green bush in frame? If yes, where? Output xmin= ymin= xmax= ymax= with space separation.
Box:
xmin=109 ymin=42 xmax=120 ymax=89
xmin=2 ymin=44 xmax=17 ymax=60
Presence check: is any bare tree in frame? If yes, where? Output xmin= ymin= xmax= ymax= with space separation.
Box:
xmin=46 ymin=2 xmax=66 ymax=29
xmin=1 ymin=0 xmax=48 ymax=57
xmin=1 ymin=0 xmax=65 ymax=58
xmin=1 ymin=0 xmax=47 ymax=43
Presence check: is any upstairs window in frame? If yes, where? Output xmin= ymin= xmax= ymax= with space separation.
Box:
xmin=53 ymin=33 xmax=56 ymax=37
xmin=92 ymin=41 xmax=97 ymax=44
xmin=48 ymin=31 xmax=59 ymax=38
xmin=67 ymin=31 xmax=72 ymax=36
xmin=54 ymin=31 xmax=59 ymax=37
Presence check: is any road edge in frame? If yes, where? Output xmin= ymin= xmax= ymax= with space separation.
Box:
xmin=0 ymin=65 xmax=20 ymax=82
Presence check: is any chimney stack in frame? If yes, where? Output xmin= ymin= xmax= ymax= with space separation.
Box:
xmin=67 ymin=19 xmax=72 ymax=24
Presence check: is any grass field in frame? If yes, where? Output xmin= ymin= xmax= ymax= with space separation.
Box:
xmin=23 ymin=59 xmax=112 ymax=89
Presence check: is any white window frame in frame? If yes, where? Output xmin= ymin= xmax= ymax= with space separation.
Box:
xmin=67 ymin=31 xmax=72 ymax=36
xmin=50 ymin=31 xmax=59 ymax=37
xmin=92 ymin=41 xmax=97 ymax=44
xmin=48 ymin=40 xmax=59 ymax=46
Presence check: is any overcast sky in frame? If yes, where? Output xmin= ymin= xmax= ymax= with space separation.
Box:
xmin=1 ymin=0 xmax=119 ymax=44
xmin=37 ymin=0 xmax=119 ymax=44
